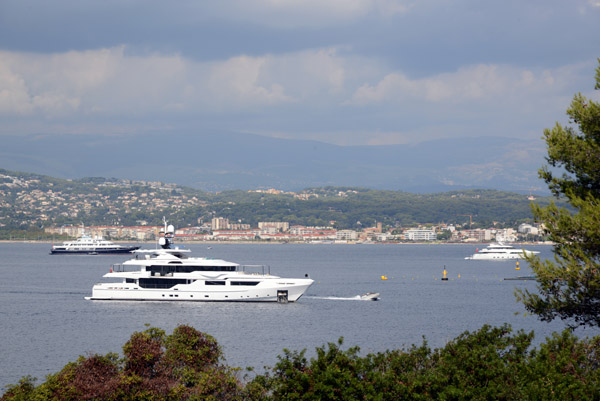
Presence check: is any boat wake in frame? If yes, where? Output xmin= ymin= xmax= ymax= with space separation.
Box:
xmin=308 ymin=293 xmax=379 ymax=301
xmin=308 ymin=295 xmax=362 ymax=301
xmin=3 ymin=289 xmax=87 ymax=295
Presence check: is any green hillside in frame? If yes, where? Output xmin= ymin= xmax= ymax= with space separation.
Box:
xmin=0 ymin=168 xmax=558 ymax=237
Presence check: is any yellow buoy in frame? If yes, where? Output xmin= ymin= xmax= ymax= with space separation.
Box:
xmin=442 ymin=266 xmax=448 ymax=281
xmin=515 ymin=261 xmax=520 ymax=270
xmin=381 ymin=275 xmax=388 ymax=280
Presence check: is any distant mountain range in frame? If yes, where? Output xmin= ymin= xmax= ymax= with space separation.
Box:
xmin=0 ymin=131 xmax=548 ymax=193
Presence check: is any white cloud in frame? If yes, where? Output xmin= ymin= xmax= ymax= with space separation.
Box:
xmin=0 ymin=46 xmax=353 ymax=118
xmin=0 ymin=44 xmax=594 ymax=146
xmin=206 ymin=56 xmax=293 ymax=107
xmin=260 ymin=48 xmax=349 ymax=98
xmin=0 ymin=60 xmax=34 ymax=115
xmin=574 ymin=0 xmax=600 ymax=15
xmin=350 ymin=64 xmax=573 ymax=105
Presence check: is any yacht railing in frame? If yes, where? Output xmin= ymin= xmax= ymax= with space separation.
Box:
xmin=109 ymin=263 xmax=271 ymax=274
xmin=241 ymin=265 xmax=271 ymax=275
xmin=110 ymin=264 xmax=138 ymax=272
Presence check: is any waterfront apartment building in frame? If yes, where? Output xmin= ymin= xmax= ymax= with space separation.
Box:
xmin=336 ymin=230 xmax=359 ymax=241
xmin=228 ymin=223 xmax=251 ymax=230
xmin=211 ymin=217 xmax=229 ymax=230
xmin=258 ymin=222 xmax=290 ymax=232
xmin=211 ymin=230 xmax=260 ymax=241
xmin=518 ymin=223 xmax=539 ymax=236
xmin=404 ymin=229 xmax=436 ymax=241
xmin=495 ymin=228 xmax=517 ymax=242
xmin=461 ymin=229 xmax=493 ymax=242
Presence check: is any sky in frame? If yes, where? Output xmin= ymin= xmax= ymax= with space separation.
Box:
xmin=0 ymin=0 xmax=599 ymax=146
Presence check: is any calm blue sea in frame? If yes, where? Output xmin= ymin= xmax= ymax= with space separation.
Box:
xmin=1 ymin=242 xmax=598 ymax=390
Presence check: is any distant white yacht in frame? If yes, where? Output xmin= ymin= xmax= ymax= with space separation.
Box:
xmin=464 ymin=242 xmax=539 ymax=260
xmin=50 ymin=233 xmax=139 ymax=255
xmin=85 ymin=219 xmax=313 ymax=302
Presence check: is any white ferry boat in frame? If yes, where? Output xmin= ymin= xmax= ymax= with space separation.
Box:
xmin=50 ymin=234 xmax=140 ymax=255
xmin=464 ymin=242 xmax=539 ymax=260
xmin=85 ymin=220 xmax=313 ymax=303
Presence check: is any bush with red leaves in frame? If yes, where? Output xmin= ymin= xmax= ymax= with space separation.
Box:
xmin=0 ymin=325 xmax=244 ymax=401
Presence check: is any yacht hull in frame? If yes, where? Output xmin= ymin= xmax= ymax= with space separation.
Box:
xmin=85 ymin=218 xmax=313 ymax=303
xmin=85 ymin=279 xmax=313 ymax=302
xmin=51 ymin=247 xmax=139 ymax=255
xmin=465 ymin=253 xmax=533 ymax=260
xmin=465 ymin=243 xmax=539 ymax=260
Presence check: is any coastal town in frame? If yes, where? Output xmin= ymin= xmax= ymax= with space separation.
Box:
xmin=2 ymin=171 xmax=545 ymax=243
xmin=0 ymin=172 xmax=361 ymax=228
xmin=0 ymin=173 xmax=206 ymax=228
xmin=43 ymin=217 xmax=543 ymax=244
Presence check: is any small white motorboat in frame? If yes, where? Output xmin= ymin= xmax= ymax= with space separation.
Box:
xmin=360 ymin=292 xmax=380 ymax=301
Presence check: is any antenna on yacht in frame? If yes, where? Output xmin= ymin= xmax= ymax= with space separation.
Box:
xmin=158 ymin=217 xmax=175 ymax=249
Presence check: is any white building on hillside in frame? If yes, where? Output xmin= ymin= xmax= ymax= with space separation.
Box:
xmin=211 ymin=217 xmax=229 ymax=230
xmin=495 ymin=228 xmax=517 ymax=242
xmin=337 ymin=230 xmax=358 ymax=241
xmin=404 ymin=229 xmax=436 ymax=241
xmin=518 ymin=223 xmax=539 ymax=236
xmin=258 ymin=222 xmax=290 ymax=232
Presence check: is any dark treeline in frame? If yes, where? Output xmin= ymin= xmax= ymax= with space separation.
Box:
xmin=201 ymin=188 xmax=550 ymax=229
xmin=2 ymin=324 xmax=598 ymax=400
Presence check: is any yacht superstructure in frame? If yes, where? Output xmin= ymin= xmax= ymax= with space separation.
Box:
xmin=85 ymin=220 xmax=313 ymax=302
xmin=464 ymin=243 xmax=539 ymax=260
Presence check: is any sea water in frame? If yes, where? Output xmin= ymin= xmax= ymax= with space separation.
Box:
xmin=1 ymin=242 xmax=597 ymax=389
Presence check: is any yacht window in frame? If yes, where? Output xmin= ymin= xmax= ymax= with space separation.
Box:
xmin=184 ymin=265 xmax=236 ymax=272
xmin=126 ymin=278 xmax=136 ymax=283
xmin=205 ymin=281 xmax=226 ymax=286
xmin=231 ymin=281 xmax=260 ymax=286
xmin=139 ymin=278 xmax=187 ymax=289
xmin=148 ymin=265 xmax=236 ymax=274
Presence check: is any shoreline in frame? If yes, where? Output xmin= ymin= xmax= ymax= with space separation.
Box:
xmin=0 ymin=240 xmax=552 ymax=246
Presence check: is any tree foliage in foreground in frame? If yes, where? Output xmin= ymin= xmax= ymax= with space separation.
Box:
xmin=256 ymin=325 xmax=600 ymax=400
xmin=3 ymin=324 xmax=600 ymax=400
xmin=1 ymin=325 xmax=245 ymax=401
xmin=517 ymin=59 xmax=600 ymax=328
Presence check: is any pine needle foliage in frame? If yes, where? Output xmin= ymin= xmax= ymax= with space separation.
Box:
xmin=516 ymin=59 xmax=600 ymax=328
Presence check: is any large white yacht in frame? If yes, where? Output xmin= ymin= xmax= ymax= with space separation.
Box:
xmin=464 ymin=242 xmax=540 ymax=260
xmin=85 ymin=220 xmax=313 ymax=302
xmin=50 ymin=233 xmax=140 ymax=255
